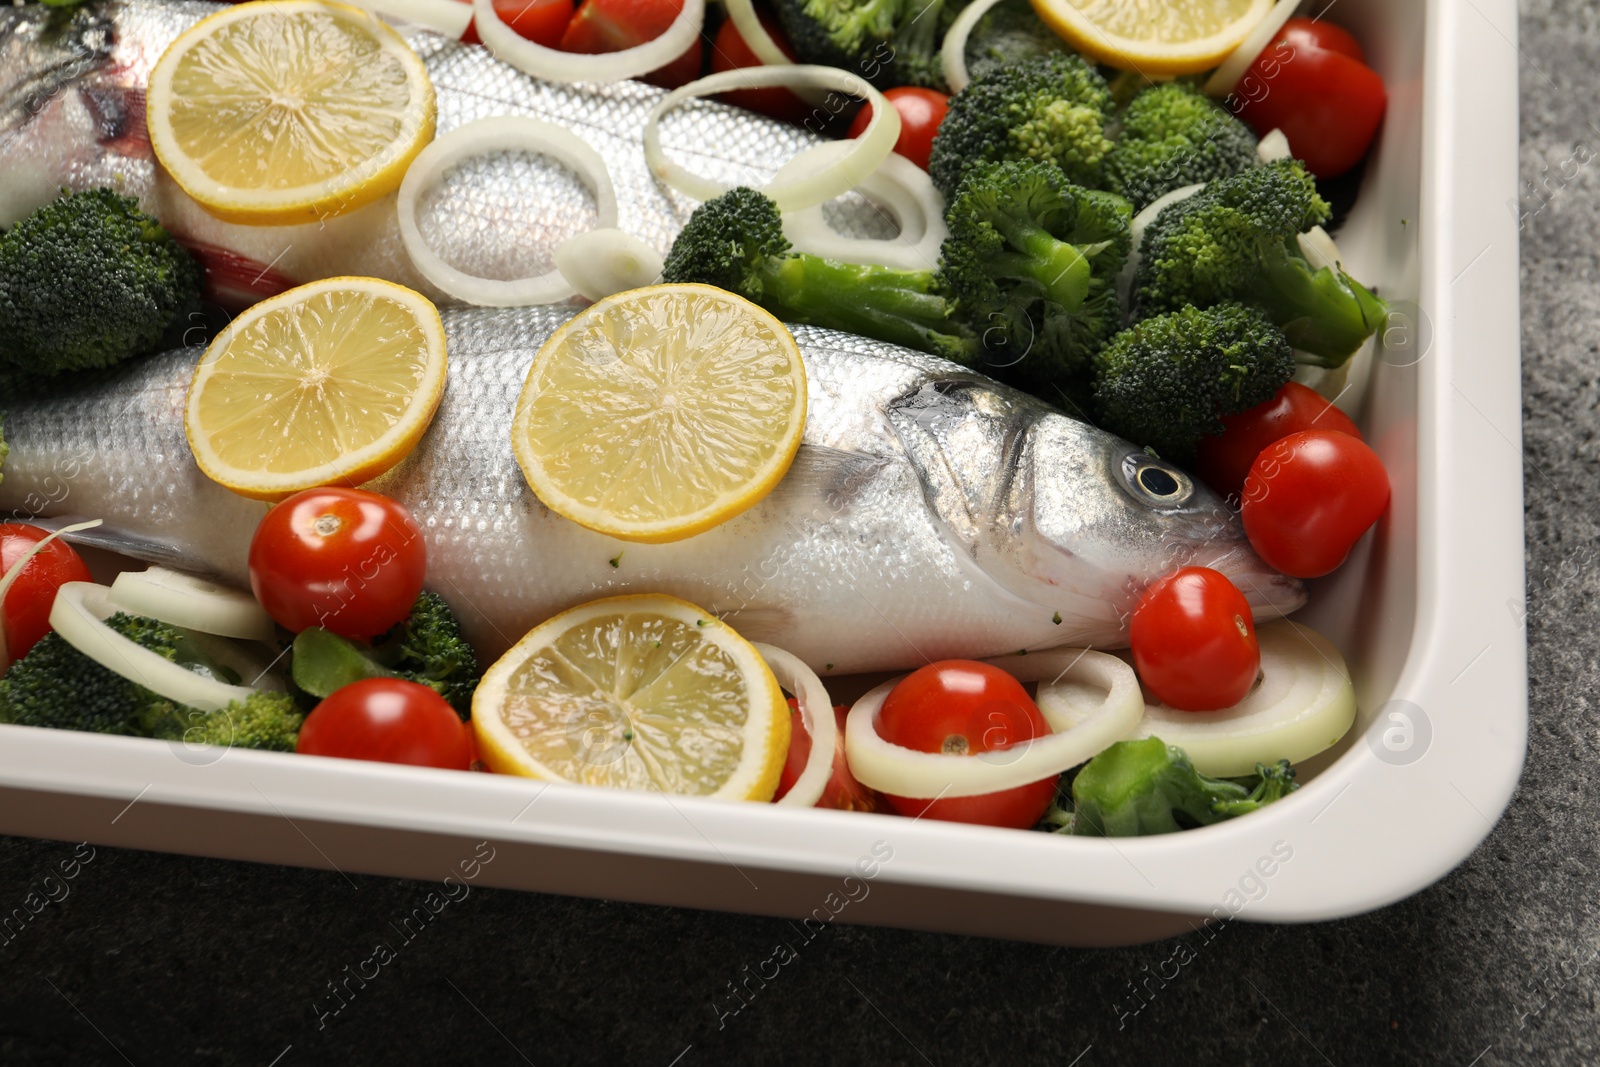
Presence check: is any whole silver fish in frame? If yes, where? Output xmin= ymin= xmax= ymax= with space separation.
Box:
xmin=0 ymin=0 xmax=833 ymax=305
xmin=0 ymin=308 xmax=1304 ymax=673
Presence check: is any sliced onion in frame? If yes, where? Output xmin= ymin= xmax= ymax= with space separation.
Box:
xmin=939 ymin=0 xmax=1007 ymax=94
xmin=1202 ymin=0 xmax=1300 ymax=98
xmin=1256 ymin=128 xmax=1292 ymax=163
xmin=843 ymin=648 xmax=1143 ymax=799
xmin=1107 ymin=622 xmax=1355 ymax=777
xmin=553 ymin=228 xmax=664 ymax=302
xmin=0 ymin=518 xmax=102 ymax=674
xmin=723 ymin=0 xmax=790 ymax=67
xmin=473 ymin=0 xmax=704 ymax=83
xmin=49 ymin=583 xmax=258 ymax=712
xmin=1297 ymin=224 xmax=1341 ymax=272
xmin=773 ymin=143 xmax=948 ymax=270
xmin=754 ymin=643 xmax=836 ymax=808
xmin=644 ymin=67 xmax=900 ymax=212
xmin=109 ymin=567 xmax=276 ymax=642
xmin=397 ymin=117 xmax=617 ymax=306
xmin=1116 ymin=182 xmax=1206 ymax=311
xmin=347 ymin=0 xmax=472 ymax=37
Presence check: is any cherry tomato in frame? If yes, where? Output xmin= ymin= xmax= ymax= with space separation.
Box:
xmin=876 ymin=660 xmax=1056 ymax=829
xmin=847 ymin=87 xmax=949 ymax=172
xmin=1277 ymin=17 xmax=1366 ymax=63
xmin=1241 ymin=429 xmax=1390 ymax=578
xmin=0 ymin=524 xmax=92 ymax=662
xmin=1130 ymin=568 xmax=1260 ymax=712
xmin=248 ymin=488 xmax=426 ymax=639
xmin=774 ymin=699 xmax=886 ymax=812
xmin=1194 ymin=382 xmax=1363 ymax=503
xmin=559 ymin=0 xmax=703 ymax=89
xmin=1232 ymin=21 xmax=1386 ymax=179
xmin=461 ymin=0 xmax=575 ymax=47
xmin=708 ymin=10 xmax=813 ymax=125
xmin=297 ymin=679 xmax=473 ymax=770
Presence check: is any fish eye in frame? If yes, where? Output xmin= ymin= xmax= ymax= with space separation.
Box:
xmin=1121 ymin=454 xmax=1194 ymax=507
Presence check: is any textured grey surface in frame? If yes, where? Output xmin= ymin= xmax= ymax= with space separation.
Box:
xmin=0 ymin=3 xmax=1588 ymax=1065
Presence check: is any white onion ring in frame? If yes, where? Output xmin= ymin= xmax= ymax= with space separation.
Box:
xmin=1297 ymin=224 xmax=1341 ymax=272
xmin=553 ymin=228 xmax=665 ymax=302
xmin=1256 ymin=128 xmax=1292 ymax=163
xmin=644 ymin=66 xmax=901 ymax=211
xmin=773 ymin=143 xmax=948 ymax=270
xmin=347 ymin=0 xmax=473 ymax=37
xmin=843 ymin=648 xmax=1143 ymax=799
xmin=754 ymin=643 xmax=836 ymax=808
xmin=1116 ymin=181 xmax=1205 ymax=312
xmin=49 ymin=583 xmax=258 ymax=712
xmin=473 ymin=0 xmax=704 ymax=84
xmin=1202 ymin=0 xmax=1300 ymax=99
xmin=397 ymin=117 xmax=618 ymax=306
xmin=723 ymin=0 xmax=790 ymax=67
xmin=939 ymin=0 xmax=1007 ymax=94
xmin=110 ymin=567 xmax=277 ymax=642
xmin=0 ymin=518 xmax=102 ymax=673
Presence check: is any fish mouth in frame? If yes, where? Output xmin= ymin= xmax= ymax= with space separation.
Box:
xmin=1198 ymin=540 xmax=1308 ymax=621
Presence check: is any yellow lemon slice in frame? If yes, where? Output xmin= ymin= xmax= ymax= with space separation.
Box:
xmin=513 ymin=284 xmax=807 ymax=543
xmin=185 ymin=276 xmax=447 ymax=501
xmin=473 ymin=594 xmax=790 ymax=801
xmin=1029 ymin=0 xmax=1276 ymax=75
xmin=147 ymin=0 xmax=436 ymax=225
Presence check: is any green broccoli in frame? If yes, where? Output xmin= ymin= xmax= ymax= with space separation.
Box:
xmin=0 ymin=188 xmax=201 ymax=379
xmin=0 ymin=613 xmax=300 ymax=751
xmin=1092 ymin=301 xmax=1294 ymax=462
xmin=1046 ymin=737 xmax=1299 ymax=837
xmin=1130 ymin=159 xmax=1387 ymax=364
xmin=1105 ymin=83 xmax=1259 ymax=210
xmin=771 ymin=0 xmax=970 ymax=91
xmin=290 ymin=591 xmax=481 ymax=720
xmin=960 ymin=0 xmax=1072 ymax=85
xmin=941 ymin=160 xmax=1130 ymax=399
xmin=927 ymin=54 xmax=1116 ymax=201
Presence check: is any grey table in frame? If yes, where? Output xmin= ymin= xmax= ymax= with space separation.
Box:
xmin=0 ymin=3 xmax=1588 ymax=1064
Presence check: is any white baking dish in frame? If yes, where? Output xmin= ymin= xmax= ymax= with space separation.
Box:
xmin=0 ymin=0 xmax=1525 ymax=945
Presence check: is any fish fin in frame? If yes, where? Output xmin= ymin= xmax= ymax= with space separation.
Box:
xmin=81 ymin=84 xmax=149 ymax=159
xmin=711 ymin=606 xmax=797 ymax=645
xmin=11 ymin=517 xmax=196 ymax=573
xmin=176 ymin=240 xmax=298 ymax=308
xmin=761 ymin=445 xmax=890 ymax=511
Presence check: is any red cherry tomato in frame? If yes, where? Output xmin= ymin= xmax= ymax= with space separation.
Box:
xmin=775 ymin=699 xmax=886 ymax=812
xmin=297 ymin=679 xmax=473 ymax=770
xmin=0 ymin=524 xmax=93 ymax=662
xmin=876 ymin=660 xmax=1056 ymax=829
xmin=1241 ymin=429 xmax=1391 ymax=578
xmin=1277 ymin=17 xmax=1366 ymax=63
xmin=461 ymin=0 xmax=575 ymax=46
xmin=248 ymin=488 xmax=426 ymax=639
xmin=1232 ymin=22 xmax=1386 ymax=179
xmin=1130 ymin=568 xmax=1260 ymax=712
xmin=559 ymin=0 xmax=702 ymax=89
xmin=1195 ymin=382 xmax=1363 ymax=503
xmin=708 ymin=10 xmax=813 ymax=125
xmin=846 ymin=87 xmax=949 ymax=172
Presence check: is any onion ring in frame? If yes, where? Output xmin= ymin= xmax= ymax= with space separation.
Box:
xmin=754 ymin=643 xmax=836 ymax=808
xmin=110 ymin=567 xmax=277 ymax=642
xmin=1202 ymin=0 xmax=1299 ymax=99
xmin=553 ymin=228 xmax=665 ymax=302
xmin=772 ymin=143 xmax=949 ymax=271
xmin=843 ymin=648 xmax=1143 ymax=799
xmin=473 ymin=0 xmax=704 ymax=84
xmin=644 ymin=66 xmax=900 ymax=211
xmin=397 ymin=116 xmax=618 ymax=306
xmin=1256 ymin=128 xmax=1292 ymax=163
xmin=939 ymin=0 xmax=1007 ymax=94
xmin=347 ymin=0 xmax=473 ymax=37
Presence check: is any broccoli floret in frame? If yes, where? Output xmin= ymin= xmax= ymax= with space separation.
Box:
xmin=961 ymin=0 xmax=1072 ymax=84
xmin=928 ymin=54 xmax=1115 ymax=201
xmin=940 ymin=160 xmax=1130 ymax=398
xmin=290 ymin=592 xmax=481 ymax=720
xmin=771 ymin=0 xmax=970 ymax=90
xmin=1105 ymin=83 xmax=1259 ymax=210
xmin=662 ymin=187 xmax=978 ymax=362
xmin=1092 ymin=301 xmax=1294 ymax=462
xmin=1047 ymin=737 xmax=1299 ymax=837
xmin=0 ymin=188 xmax=201 ymax=378
xmin=1130 ymin=159 xmax=1387 ymax=364
xmin=143 ymin=691 xmax=304 ymax=753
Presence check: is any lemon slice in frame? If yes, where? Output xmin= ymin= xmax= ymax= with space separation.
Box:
xmin=1029 ymin=0 xmax=1275 ymax=75
xmin=147 ymin=0 xmax=436 ymax=224
xmin=473 ymin=594 xmax=790 ymax=801
xmin=513 ymin=284 xmax=807 ymax=543
xmin=185 ymin=276 xmax=447 ymax=501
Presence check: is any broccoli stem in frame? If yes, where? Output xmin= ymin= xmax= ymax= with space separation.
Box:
xmin=1250 ymin=238 xmax=1390 ymax=366
xmin=761 ymin=255 xmax=960 ymax=354
xmin=987 ymin=223 xmax=1092 ymax=310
